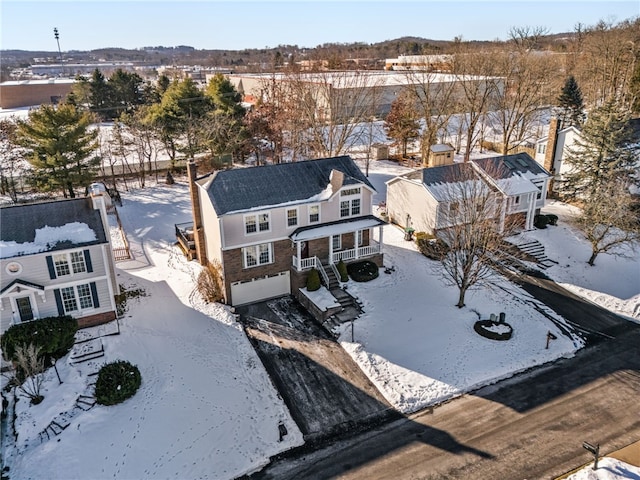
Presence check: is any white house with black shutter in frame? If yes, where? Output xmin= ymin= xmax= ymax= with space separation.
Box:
xmin=0 ymin=195 xmax=118 ymax=333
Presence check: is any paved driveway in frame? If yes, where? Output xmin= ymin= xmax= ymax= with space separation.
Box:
xmin=236 ymin=297 xmax=398 ymax=445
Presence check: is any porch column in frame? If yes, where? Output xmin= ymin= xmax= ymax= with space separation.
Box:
xmin=527 ymin=192 xmax=536 ymax=230
xmin=378 ymin=225 xmax=384 ymax=253
xmin=329 ymin=236 xmax=334 ymax=264
xmin=355 ymin=230 xmax=360 ymax=260
xmin=296 ymin=240 xmax=302 ymax=271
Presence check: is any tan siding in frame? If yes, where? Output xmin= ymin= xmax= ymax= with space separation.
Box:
xmin=387 ymin=179 xmax=438 ymax=234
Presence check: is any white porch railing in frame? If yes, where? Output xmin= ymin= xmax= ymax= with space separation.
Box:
xmin=291 ymin=255 xmax=330 ymax=286
xmin=331 ymin=241 xmax=381 ymax=264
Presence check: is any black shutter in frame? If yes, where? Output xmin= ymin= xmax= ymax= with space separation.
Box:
xmin=83 ymin=250 xmax=93 ymax=273
xmin=46 ymin=255 xmax=57 ymax=279
xmin=89 ymin=282 xmax=100 ymax=308
xmin=54 ymin=289 xmax=64 ymax=315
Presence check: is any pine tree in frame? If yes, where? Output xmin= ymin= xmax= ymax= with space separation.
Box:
xmin=384 ymin=91 xmax=420 ymax=158
xmin=560 ymin=100 xmax=638 ymax=201
xmin=15 ymin=104 xmax=99 ymax=198
xmin=558 ymin=76 xmax=585 ymax=127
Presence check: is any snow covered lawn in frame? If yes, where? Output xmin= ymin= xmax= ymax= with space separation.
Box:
xmin=564 ymin=457 xmax=640 ymax=480
xmin=338 ymin=222 xmax=583 ymax=414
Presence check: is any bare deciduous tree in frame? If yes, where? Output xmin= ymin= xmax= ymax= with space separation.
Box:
xmin=15 ymin=343 xmax=46 ymax=405
xmin=574 ymin=178 xmax=640 ymax=266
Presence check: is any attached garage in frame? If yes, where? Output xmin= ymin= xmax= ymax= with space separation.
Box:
xmin=230 ymin=271 xmax=291 ymax=306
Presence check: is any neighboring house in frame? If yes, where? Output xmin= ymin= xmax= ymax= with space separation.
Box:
xmin=186 ymin=156 xmax=385 ymax=306
xmin=534 ymin=118 xmax=582 ymax=192
xmin=386 ymin=153 xmax=551 ymax=235
xmin=0 ymin=194 xmax=119 ymax=334
xmin=534 ymin=117 xmax=640 ymax=193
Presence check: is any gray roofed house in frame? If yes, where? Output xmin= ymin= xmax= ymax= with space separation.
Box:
xmin=184 ymin=156 xmax=385 ymax=309
xmin=0 ymin=194 xmax=119 ymax=333
xmin=1 ymin=198 xmax=108 ymax=257
xmin=386 ymin=153 xmax=552 ymax=234
xmin=204 ymin=156 xmax=375 ymax=215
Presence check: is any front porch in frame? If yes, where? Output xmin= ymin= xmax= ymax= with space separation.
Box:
xmin=290 ymin=215 xmax=386 ymax=273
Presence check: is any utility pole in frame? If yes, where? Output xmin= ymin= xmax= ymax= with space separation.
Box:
xmin=53 ymin=27 xmax=63 ymax=69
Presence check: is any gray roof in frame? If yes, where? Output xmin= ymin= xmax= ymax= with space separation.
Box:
xmin=204 ymin=156 xmax=375 ymax=215
xmin=0 ymin=197 xmax=108 ymax=255
xmin=471 ymin=153 xmax=550 ymax=180
xmin=406 ymin=162 xmax=477 ymax=187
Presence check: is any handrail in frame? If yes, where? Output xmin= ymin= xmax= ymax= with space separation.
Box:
xmin=315 ymin=257 xmax=330 ymax=287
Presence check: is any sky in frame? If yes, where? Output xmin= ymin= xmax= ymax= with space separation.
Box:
xmin=1 ymin=1 xmax=638 ymax=52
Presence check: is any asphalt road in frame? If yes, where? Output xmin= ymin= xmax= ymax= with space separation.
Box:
xmin=250 ymin=326 xmax=640 ymax=480
xmin=248 ymin=272 xmax=640 ymax=480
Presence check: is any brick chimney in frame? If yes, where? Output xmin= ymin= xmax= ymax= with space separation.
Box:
xmin=187 ymin=161 xmax=207 ymax=266
xmin=544 ymin=118 xmax=562 ymax=174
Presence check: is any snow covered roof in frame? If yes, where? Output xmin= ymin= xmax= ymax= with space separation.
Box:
xmin=430 ymin=144 xmax=454 ymax=153
xmin=290 ymin=215 xmax=385 ymax=241
xmin=204 ymin=156 xmax=375 ymax=215
xmin=0 ymin=198 xmax=107 ymax=259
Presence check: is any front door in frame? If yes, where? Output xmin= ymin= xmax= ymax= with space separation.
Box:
xmin=16 ymin=296 xmax=34 ymax=322
xmin=301 ymin=241 xmax=309 ymax=259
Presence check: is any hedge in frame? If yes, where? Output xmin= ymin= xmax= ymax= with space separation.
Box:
xmin=306 ymin=268 xmax=321 ymax=291
xmin=337 ymin=260 xmax=349 ymax=282
xmin=1 ymin=315 xmax=78 ymax=362
xmin=347 ymin=260 xmax=379 ymax=282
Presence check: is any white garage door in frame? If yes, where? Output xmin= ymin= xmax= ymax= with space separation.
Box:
xmin=230 ymin=271 xmax=291 ymax=306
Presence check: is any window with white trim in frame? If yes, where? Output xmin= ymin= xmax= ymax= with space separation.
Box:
xmin=332 ymin=235 xmax=342 ymax=251
xmin=357 ymin=230 xmax=364 ymax=247
xmin=242 ymin=243 xmax=273 ymax=268
xmin=244 ymin=213 xmax=270 ymax=235
xmin=60 ymin=284 xmax=94 ymax=313
xmin=286 ymin=208 xmax=298 ymax=227
xmin=533 ymin=182 xmax=543 ymax=200
xmin=339 ymin=188 xmax=362 ymax=218
xmin=514 ymin=195 xmax=521 ymax=206
xmin=54 ymin=251 xmax=87 ymax=277
xmin=309 ymin=204 xmax=320 ymax=223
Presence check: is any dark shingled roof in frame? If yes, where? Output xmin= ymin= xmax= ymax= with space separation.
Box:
xmin=0 ymin=197 xmax=108 ymax=254
xmin=205 ymin=156 xmax=375 ymax=215
xmin=411 ymin=162 xmax=478 ymax=186
xmin=471 ymin=153 xmax=550 ymax=179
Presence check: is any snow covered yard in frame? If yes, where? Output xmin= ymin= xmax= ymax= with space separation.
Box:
xmin=337 ymin=222 xmax=583 ymax=414
xmin=5 ymin=181 xmax=303 ymax=480
xmin=520 ymin=200 xmax=640 ymax=321
xmin=564 ymin=457 xmax=640 ymax=480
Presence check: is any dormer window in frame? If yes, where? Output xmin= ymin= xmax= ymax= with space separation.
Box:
xmin=339 ymin=187 xmax=362 ymax=218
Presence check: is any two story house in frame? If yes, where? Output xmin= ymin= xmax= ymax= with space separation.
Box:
xmin=0 ymin=194 xmax=119 ymax=334
xmin=386 ymin=153 xmax=551 ymax=235
xmin=187 ymin=156 xmax=385 ymax=306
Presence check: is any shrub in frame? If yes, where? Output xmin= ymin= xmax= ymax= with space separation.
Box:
xmin=197 ymin=261 xmax=225 ymax=303
xmin=534 ymin=214 xmax=549 ymax=229
xmin=545 ymin=214 xmax=558 ymax=226
xmin=417 ymin=237 xmax=449 ymax=260
xmin=95 ymin=360 xmax=141 ymax=406
xmin=1 ymin=315 xmax=78 ymax=363
xmin=306 ymin=268 xmax=321 ymax=291
xmin=337 ymin=260 xmax=349 ymax=282
xmin=347 ymin=260 xmax=379 ymax=282
xmin=414 ymin=231 xmax=435 ymax=243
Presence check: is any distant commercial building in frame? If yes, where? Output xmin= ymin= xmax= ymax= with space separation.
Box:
xmin=0 ymin=78 xmax=75 ymax=109
xmin=227 ymin=71 xmax=503 ymax=121
xmin=385 ymin=55 xmax=453 ymax=71
xmin=29 ymin=62 xmax=136 ymax=77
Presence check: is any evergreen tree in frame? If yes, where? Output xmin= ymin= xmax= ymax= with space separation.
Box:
xmin=205 ymin=73 xmax=245 ymax=117
xmin=557 ymin=76 xmax=585 ymax=127
xmin=107 ymin=69 xmax=145 ymax=117
xmin=560 ymin=100 xmax=638 ymax=201
xmin=89 ymin=69 xmax=112 ymax=120
xmin=15 ymin=104 xmax=99 ymax=198
xmin=384 ymin=91 xmax=420 ymax=158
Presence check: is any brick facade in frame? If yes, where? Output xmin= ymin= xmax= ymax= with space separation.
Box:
xmin=77 ymin=310 xmax=117 ymax=329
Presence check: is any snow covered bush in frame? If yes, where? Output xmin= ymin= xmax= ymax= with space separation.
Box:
xmin=14 ymin=343 xmax=46 ymax=405
xmin=197 ymin=261 xmax=225 ymax=303
xmin=95 ymin=360 xmax=141 ymax=406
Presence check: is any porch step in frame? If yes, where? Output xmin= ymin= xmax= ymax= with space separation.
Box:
xmin=509 ymin=239 xmax=558 ymax=270
xmin=320 ymin=263 xmax=341 ymax=290
xmin=70 ymin=338 xmax=104 ymax=364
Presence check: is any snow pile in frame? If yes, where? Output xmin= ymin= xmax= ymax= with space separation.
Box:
xmin=565 ymin=457 xmax=640 ymax=480
xmin=0 ymin=222 xmax=97 ymax=258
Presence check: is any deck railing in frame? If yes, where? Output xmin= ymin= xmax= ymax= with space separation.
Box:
xmin=331 ymin=241 xmax=380 ymax=264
